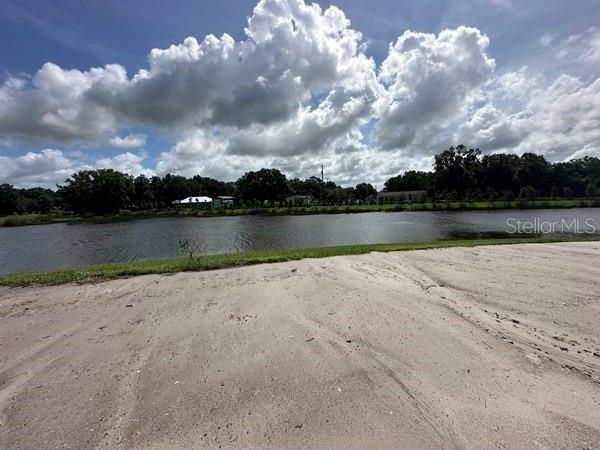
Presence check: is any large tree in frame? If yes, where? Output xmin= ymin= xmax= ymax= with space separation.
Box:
xmin=58 ymin=169 xmax=134 ymax=214
xmin=516 ymin=153 xmax=551 ymax=196
xmin=384 ymin=171 xmax=431 ymax=192
xmin=433 ymin=145 xmax=482 ymax=198
xmin=480 ymin=153 xmax=520 ymax=198
xmin=288 ymin=176 xmax=323 ymax=200
xmin=0 ymin=184 xmax=18 ymax=215
xmin=133 ymin=175 xmax=156 ymax=209
xmin=236 ymin=168 xmax=289 ymax=203
xmin=354 ymin=183 xmax=377 ymax=201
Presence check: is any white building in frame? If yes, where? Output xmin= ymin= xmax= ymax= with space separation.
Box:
xmin=172 ymin=196 xmax=213 ymax=207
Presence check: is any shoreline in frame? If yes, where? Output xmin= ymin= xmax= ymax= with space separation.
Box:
xmin=1 ymin=198 xmax=600 ymax=227
xmin=2 ymin=241 xmax=599 ymax=448
xmin=1 ymin=235 xmax=598 ymax=287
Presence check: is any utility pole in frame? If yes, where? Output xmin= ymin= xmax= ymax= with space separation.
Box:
xmin=320 ymin=164 xmax=324 ymax=205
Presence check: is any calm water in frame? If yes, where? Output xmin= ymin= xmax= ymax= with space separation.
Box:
xmin=1 ymin=209 xmax=599 ymax=273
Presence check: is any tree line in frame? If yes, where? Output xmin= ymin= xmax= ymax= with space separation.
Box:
xmin=1 ymin=145 xmax=599 ymax=215
xmin=385 ymin=145 xmax=600 ymax=201
xmin=0 ymin=169 xmax=377 ymax=215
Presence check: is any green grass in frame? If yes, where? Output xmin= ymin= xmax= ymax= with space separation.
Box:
xmin=0 ymin=214 xmax=81 ymax=227
xmin=2 ymin=198 xmax=600 ymax=227
xmin=1 ymin=235 xmax=597 ymax=287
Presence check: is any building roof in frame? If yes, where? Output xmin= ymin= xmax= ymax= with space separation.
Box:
xmin=177 ymin=196 xmax=213 ymax=204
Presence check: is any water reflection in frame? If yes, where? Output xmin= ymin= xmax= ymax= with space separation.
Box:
xmin=0 ymin=209 xmax=599 ymax=273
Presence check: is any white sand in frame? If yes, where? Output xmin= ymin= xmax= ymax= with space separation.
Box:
xmin=1 ymin=242 xmax=600 ymax=449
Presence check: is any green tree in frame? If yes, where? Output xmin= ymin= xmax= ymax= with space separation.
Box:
xmin=517 ymin=153 xmax=550 ymax=195
xmin=0 ymin=184 xmax=18 ymax=215
xmin=236 ymin=168 xmax=289 ymax=204
xmin=481 ymin=154 xmax=519 ymax=196
xmin=133 ymin=175 xmax=156 ymax=209
xmin=19 ymin=188 xmax=57 ymax=213
xmin=191 ymin=175 xmax=235 ymax=197
xmin=58 ymin=169 xmax=134 ymax=214
xmin=354 ymin=183 xmax=377 ymax=202
xmin=433 ymin=145 xmax=482 ymax=197
xmin=563 ymin=187 xmax=573 ymax=198
xmin=384 ymin=171 xmax=431 ymax=192
xmin=585 ymin=183 xmax=598 ymax=198
xmin=162 ymin=174 xmax=193 ymax=204
xmin=288 ymin=176 xmax=323 ymax=199
xmin=519 ymin=185 xmax=537 ymax=200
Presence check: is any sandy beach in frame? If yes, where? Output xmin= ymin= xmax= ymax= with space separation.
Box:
xmin=1 ymin=242 xmax=600 ymax=449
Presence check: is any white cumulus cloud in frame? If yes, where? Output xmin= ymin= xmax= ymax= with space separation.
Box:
xmin=374 ymin=26 xmax=495 ymax=153
xmin=0 ymin=149 xmax=78 ymax=187
xmin=108 ymin=133 xmax=146 ymax=149
xmin=0 ymin=0 xmax=599 ymax=187
xmin=95 ymin=152 xmax=151 ymax=176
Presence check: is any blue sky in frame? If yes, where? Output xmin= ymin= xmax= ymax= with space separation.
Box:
xmin=1 ymin=0 xmax=599 ymax=187
xmin=3 ymin=0 xmax=598 ymax=73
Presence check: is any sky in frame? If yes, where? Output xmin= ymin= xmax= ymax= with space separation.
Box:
xmin=1 ymin=0 xmax=599 ymax=188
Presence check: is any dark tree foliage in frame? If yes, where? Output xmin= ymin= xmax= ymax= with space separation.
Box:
xmin=236 ymin=168 xmax=289 ymax=203
xmin=0 ymin=184 xmax=19 ymax=215
xmin=383 ymin=146 xmax=600 ymax=201
xmin=433 ymin=145 xmax=482 ymax=198
xmin=480 ymin=153 xmax=520 ymax=197
xmin=516 ymin=153 xmax=551 ymax=195
xmin=133 ymin=175 xmax=155 ymax=209
xmin=58 ymin=169 xmax=134 ymax=214
xmin=354 ymin=183 xmax=377 ymax=201
xmin=0 ymin=184 xmax=58 ymax=215
xmin=519 ymin=185 xmax=537 ymax=200
xmin=384 ymin=171 xmax=432 ymax=192
xmin=288 ymin=176 xmax=323 ymax=199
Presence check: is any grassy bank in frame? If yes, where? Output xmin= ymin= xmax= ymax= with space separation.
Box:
xmin=1 ymin=235 xmax=597 ymax=287
xmin=2 ymin=198 xmax=600 ymax=227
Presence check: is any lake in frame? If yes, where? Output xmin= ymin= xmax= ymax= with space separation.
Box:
xmin=1 ymin=208 xmax=599 ymax=273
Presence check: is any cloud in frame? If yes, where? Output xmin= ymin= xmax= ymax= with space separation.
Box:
xmin=108 ymin=133 xmax=146 ymax=149
xmin=0 ymin=0 xmax=377 ymax=145
xmin=539 ymin=33 xmax=556 ymax=48
xmin=548 ymin=28 xmax=600 ymax=65
xmin=454 ymin=70 xmax=600 ymax=161
xmin=95 ymin=152 xmax=151 ymax=176
xmin=0 ymin=149 xmax=77 ymax=187
xmin=226 ymin=88 xmax=376 ymax=157
xmin=374 ymin=26 xmax=495 ymax=153
xmin=1 ymin=0 xmax=600 ymax=187
xmin=0 ymin=64 xmax=119 ymax=144
xmin=0 ymin=149 xmax=152 ymax=187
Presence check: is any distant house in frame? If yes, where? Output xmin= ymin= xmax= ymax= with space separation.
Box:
xmin=377 ymin=190 xmax=427 ymax=204
xmin=212 ymin=196 xmax=237 ymax=209
xmin=172 ymin=196 xmax=213 ymax=208
xmin=286 ymin=194 xmax=311 ymax=206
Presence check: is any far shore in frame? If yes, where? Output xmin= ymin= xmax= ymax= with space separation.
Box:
xmin=1 ymin=241 xmax=599 ymax=448
xmin=1 ymin=197 xmax=600 ymax=228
